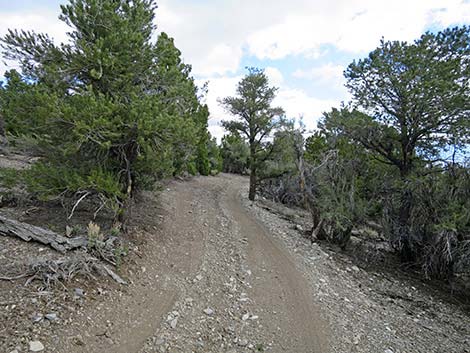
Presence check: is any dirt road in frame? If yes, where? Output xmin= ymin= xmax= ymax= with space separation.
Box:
xmin=50 ymin=174 xmax=328 ymax=353
xmin=226 ymin=176 xmax=328 ymax=352
xmin=4 ymin=174 xmax=469 ymax=353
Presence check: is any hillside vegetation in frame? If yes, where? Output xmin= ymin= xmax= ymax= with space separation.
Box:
xmin=219 ymin=27 xmax=470 ymax=289
xmin=0 ymin=0 xmax=469 ymax=297
xmin=0 ymin=0 xmax=221 ymax=225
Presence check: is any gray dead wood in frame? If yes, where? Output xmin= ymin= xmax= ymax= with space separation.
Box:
xmin=103 ymin=265 xmax=128 ymax=285
xmin=0 ymin=214 xmax=87 ymax=253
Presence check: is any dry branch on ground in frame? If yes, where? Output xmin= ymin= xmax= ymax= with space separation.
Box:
xmin=0 ymin=214 xmax=87 ymax=253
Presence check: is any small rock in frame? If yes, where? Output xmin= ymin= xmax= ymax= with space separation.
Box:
xmin=73 ymin=335 xmax=85 ymax=346
xmin=29 ymin=340 xmax=44 ymax=352
xmin=74 ymin=288 xmax=84 ymax=297
xmin=184 ymin=297 xmax=194 ymax=306
xmin=195 ymin=274 xmax=203 ymax=281
xmin=203 ymin=308 xmax=214 ymax=316
xmin=351 ymin=265 xmax=360 ymax=272
xmin=238 ymin=339 xmax=248 ymax=347
xmin=9 ymin=350 xmax=19 ymax=353
xmin=241 ymin=313 xmax=250 ymax=321
xmin=45 ymin=313 xmax=58 ymax=321
xmin=384 ymin=350 xmax=394 ymax=353
xmin=353 ymin=335 xmax=361 ymax=345
xmin=155 ymin=338 xmax=165 ymax=345
xmin=170 ymin=318 xmax=178 ymax=329
xmin=32 ymin=313 xmax=43 ymax=323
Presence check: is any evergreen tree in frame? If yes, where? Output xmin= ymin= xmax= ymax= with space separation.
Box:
xmin=220 ymin=132 xmax=250 ymax=174
xmin=220 ymin=68 xmax=284 ymax=200
xmin=341 ymin=26 xmax=470 ymax=178
xmin=153 ymin=32 xmax=210 ymax=175
xmin=324 ymin=26 xmax=470 ymax=262
xmin=1 ymin=0 xmax=210 ymax=220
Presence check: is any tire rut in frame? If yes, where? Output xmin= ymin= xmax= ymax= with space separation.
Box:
xmin=223 ymin=176 xmax=329 ymax=352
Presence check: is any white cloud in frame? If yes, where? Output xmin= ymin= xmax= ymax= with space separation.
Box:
xmin=0 ymin=10 xmax=69 ymax=76
xmin=245 ymin=0 xmax=470 ymax=59
xmin=199 ymin=44 xmax=242 ymax=76
xmin=198 ymin=75 xmax=243 ymax=138
xmin=293 ymin=63 xmax=349 ymax=98
xmin=208 ymin=125 xmax=226 ymax=143
xmin=430 ymin=1 xmax=470 ymax=26
xmin=3 ymin=1 xmax=470 ymax=77
xmin=155 ymin=0 xmax=470 ymax=77
xmin=3 ymin=0 xmax=469 ymax=141
xmin=265 ymin=67 xmax=284 ymax=87
xmin=203 ymin=72 xmax=342 ymax=141
xmin=274 ymin=87 xmax=340 ymax=132
xmin=199 ymin=74 xmax=241 ymax=142
xmin=293 ymin=63 xmax=344 ymax=83
xmin=0 ymin=12 xmax=69 ymax=44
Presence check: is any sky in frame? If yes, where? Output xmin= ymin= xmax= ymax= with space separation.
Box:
xmin=0 ymin=0 xmax=470 ymax=140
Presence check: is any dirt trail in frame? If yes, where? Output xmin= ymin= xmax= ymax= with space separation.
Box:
xmin=45 ymin=174 xmax=329 ymax=353
xmin=4 ymin=174 xmax=468 ymax=353
xmin=224 ymin=176 xmax=328 ymax=352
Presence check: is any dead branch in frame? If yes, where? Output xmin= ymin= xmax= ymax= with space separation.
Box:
xmin=68 ymin=191 xmax=91 ymax=220
xmin=0 ymin=301 xmax=17 ymax=306
xmin=0 ymin=273 xmax=32 ymax=281
xmin=0 ymin=254 xmax=127 ymax=286
xmin=0 ymin=214 xmax=87 ymax=253
xmin=103 ymin=265 xmax=128 ymax=285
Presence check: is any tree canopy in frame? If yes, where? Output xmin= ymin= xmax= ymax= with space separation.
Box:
xmin=332 ymin=26 xmax=470 ymax=177
xmin=0 ymin=0 xmax=213 ymax=221
xmin=220 ymin=68 xmax=285 ymax=200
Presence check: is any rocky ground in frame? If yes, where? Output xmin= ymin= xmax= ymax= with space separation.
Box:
xmin=0 ymin=174 xmax=469 ymax=353
xmin=243 ymin=195 xmax=470 ymax=353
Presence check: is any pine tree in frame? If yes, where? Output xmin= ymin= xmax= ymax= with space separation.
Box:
xmin=1 ymin=0 xmax=210 ymax=220
xmin=220 ymin=68 xmax=284 ymax=200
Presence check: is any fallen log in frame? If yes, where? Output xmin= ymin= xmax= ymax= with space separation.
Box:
xmin=0 ymin=214 xmax=87 ymax=253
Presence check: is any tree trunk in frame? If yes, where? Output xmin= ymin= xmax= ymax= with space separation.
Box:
xmin=249 ymin=168 xmax=257 ymax=201
xmin=0 ymin=113 xmax=7 ymax=146
xmin=0 ymin=114 xmax=5 ymax=137
xmin=397 ymin=186 xmax=415 ymax=261
xmin=395 ymin=158 xmax=417 ymax=261
xmin=293 ymin=140 xmax=322 ymax=234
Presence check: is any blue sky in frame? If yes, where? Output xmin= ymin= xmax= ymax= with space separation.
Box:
xmin=1 ymin=0 xmax=470 ymax=140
